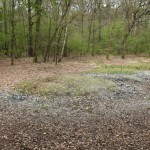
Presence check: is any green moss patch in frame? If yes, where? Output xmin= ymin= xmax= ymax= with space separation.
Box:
xmin=15 ymin=75 xmax=117 ymax=97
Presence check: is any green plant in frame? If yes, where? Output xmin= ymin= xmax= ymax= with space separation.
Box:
xmin=88 ymin=63 xmax=150 ymax=74
xmin=15 ymin=75 xmax=117 ymax=97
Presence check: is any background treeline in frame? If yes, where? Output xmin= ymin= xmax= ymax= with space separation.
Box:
xmin=0 ymin=0 xmax=150 ymax=65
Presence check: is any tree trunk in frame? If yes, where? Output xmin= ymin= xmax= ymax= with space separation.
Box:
xmin=55 ymin=28 xmax=63 ymax=65
xmin=87 ymin=2 xmax=93 ymax=52
xmin=10 ymin=0 xmax=15 ymax=65
xmin=92 ymin=2 xmax=96 ymax=56
xmin=59 ymin=26 xmax=68 ymax=62
xmin=44 ymin=0 xmax=71 ymax=63
xmin=34 ymin=0 xmax=43 ymax=63
xmin=3 ymin=1 xmax=8 ymax=53
xmin=28 ymin=0 xmax=33 ymax=57
xmin=95 ymin=0 xmax=102 ymax=42
xmin=106 ymin=0 xmax=111 ymax=59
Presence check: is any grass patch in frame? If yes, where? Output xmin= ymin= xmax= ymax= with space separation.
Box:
xmin=15 ymin=75 xmax=117 ymax=97
xmin=88 ymin=62 xmax=150 ymax=74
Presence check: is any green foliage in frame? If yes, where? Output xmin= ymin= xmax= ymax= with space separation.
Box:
xmin=0 ymin=0 xmax=150 ymax=60
xmin=68 ymin=32 xmax=88 ymax=55
xmin=99 ymin=21 xmax=125 ymax=54
xmin=127 ymin=28 xmax=150 ymax=54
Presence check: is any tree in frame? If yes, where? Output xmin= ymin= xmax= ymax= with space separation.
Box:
xmin=120 ymin=0 xmax=150 ymax=58
xmin=27 ymin=0 xmax=34 ymax=57
xmin=10 ymin=0 xmax=15 ymax=65
xmin=43 ymin=0 xmax=72 ymax=63
xmin=2 ymin=0 xmax=8 ymax=52
xmin=0 ymin=0 xmax=149 ymax=64
xmin=34 ymin=0 xmax=43 ymax=62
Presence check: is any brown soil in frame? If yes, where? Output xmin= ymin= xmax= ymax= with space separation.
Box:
xmin=0 ymin=56 xmax=150 ymax=150
xmin=0 ymin=57 xmax=96 ymax=90
xmin=0 ymin=55 xmax=149 ymax=90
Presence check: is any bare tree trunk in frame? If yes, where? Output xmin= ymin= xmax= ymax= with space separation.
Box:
xmin=10 ymin=0 xmax=15 ymax=65
xmin=88 ymin=18 xmax=92 ymax=52
xmin=80 ymin=0 xmax=84 ymax=55
xmin=87 ymin=2 xmax=93 ymax=52
xmin=95 ymin=0 xmax=102 ymax=42
xmin=55 ymin=28 xmax=63 ymax=65
xmin=92 ymin=19 xmax=95 ymax=56
xmin=58 ymin=26 xmax=68 ymax=62
xmin=92 ymin=2 xmax=96 ymax=56
xmin=34 ymin=0 xmax=43 ymax=63
xmin=44 ymin=26 xmax=59 ymax=62
xmin=2 ymin=1 xmax=8 ymax=53
xmin=106 ymin=0 xmax=111 ymax=59
xmin=44 ymin=0 xmax=71 ymax=63
xmin=28 ymin=0 xmax=33 ymax=57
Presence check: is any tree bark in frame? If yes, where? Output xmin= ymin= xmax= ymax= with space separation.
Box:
xmin=58 ymin=26 xmax=68 ymax=62
xmin=28 ymin=0 xmax=33 ymax=57
xmin=10 ymin=0 xmax=15 ymax=65
xmin=2 ymin=1 xmax=8 ymax=52
xmin=87 ymin=1 xmax=93 ymax=52
xmin=44 ymin=0 xmax=71 ymax=63
xmin=34 ymin=0 xmax=43 ymax=63
xmin=95 ymin=0 xmax=102 ymax=42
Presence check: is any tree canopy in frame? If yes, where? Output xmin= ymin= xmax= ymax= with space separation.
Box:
xmin=0 ymin=0 xmax=150 ymax=64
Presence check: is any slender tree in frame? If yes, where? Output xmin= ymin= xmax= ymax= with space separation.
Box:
xmin=27 ymin=0 xmax=33 ymax=57
xmin=34 ymin=0 xmax=43 ymax=62
xmin=2 ymin=0 xmax=8 ymax=52
xmin=10 ymin=0 xmax=15 ymax=65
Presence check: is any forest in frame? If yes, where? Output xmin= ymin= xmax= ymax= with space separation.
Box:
xmin=0 ymin=0 xmax=150 ymax=65
xmin=0 ymin=0 xmax=150 ymax=149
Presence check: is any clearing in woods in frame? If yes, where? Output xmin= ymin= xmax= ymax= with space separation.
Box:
xmin=0 ymin=55 xmax=150 ymax=149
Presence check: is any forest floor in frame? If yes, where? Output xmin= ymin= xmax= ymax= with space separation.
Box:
xmin=0 ymin=55 xmax=150 ymax=150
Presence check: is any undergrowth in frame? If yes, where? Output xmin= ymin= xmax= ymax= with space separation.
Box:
xmin=88 ymin=62 xmax=150 ymax=74
xmin=15 ymin=75 xmax=117 ymax=97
